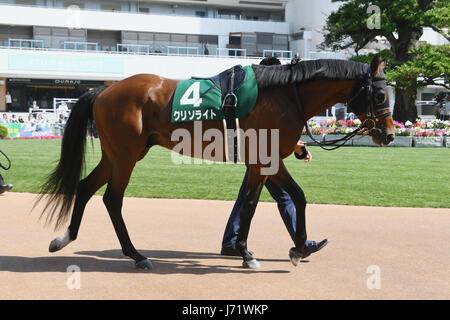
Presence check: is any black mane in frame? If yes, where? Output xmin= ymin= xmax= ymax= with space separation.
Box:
xmin=252 ymin=59 xmax=369 ymax=88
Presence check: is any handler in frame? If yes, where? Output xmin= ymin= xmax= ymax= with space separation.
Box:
xmin=0 ymin=172 xmax=12 ymax=194
xmin=0 ymin=149 xmax=13 ymax=195
xmin=221 ymin=56 xmax=328 ymax=258
xmin=220 ymin=141 xmax=327 ymax=257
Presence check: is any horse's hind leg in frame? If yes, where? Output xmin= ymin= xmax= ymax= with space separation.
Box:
xmin=103 ymin=156 xmax=152 ymax=270
xmin=49 ymin=155 xmax=111 ymax=252
xmin=236 ymin=165 xmax=267 ymax=269
xmin=68 ymin=155 xmax=111 ymax=240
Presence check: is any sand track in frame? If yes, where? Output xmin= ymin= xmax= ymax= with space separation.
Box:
xmin=0 ymin=192 xmax=449 ymax=300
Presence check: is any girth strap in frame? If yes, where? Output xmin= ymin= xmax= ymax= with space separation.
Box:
xmin=223 ymin=68 xmax=239 ymax=163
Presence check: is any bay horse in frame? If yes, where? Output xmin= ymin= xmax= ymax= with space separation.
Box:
xmin=36 ymin=55 xmax=394 ymax=270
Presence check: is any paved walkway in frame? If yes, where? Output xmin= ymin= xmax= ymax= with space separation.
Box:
xmin=0 ymin=192 xmax=449 ymax=299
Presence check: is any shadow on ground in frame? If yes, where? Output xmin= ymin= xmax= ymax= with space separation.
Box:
xmin=0 ymin=249 xmax=302 ymax=275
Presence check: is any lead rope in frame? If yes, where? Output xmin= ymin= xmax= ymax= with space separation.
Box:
xmin=0 ymin=149 xmax=11 ymax=170
xmin=292 ymin=84 xmax=367 ymax=151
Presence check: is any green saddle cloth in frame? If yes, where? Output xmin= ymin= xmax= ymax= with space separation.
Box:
xmin=171 ymin=65 xmax=258 ymax=123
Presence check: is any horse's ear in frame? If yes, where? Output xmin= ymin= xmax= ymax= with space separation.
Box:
xmin=370 ymin=55 xmax=380 ymax=77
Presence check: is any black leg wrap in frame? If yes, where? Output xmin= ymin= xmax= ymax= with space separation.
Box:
xmin=236 ymin=240 xmax=254 ymax=262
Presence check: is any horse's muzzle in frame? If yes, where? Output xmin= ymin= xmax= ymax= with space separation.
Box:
xmin=371 ymin=128 xmax=395 ymax=146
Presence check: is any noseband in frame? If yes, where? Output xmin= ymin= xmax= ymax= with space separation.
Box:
xmin=293 ymin=68 xmax=391 ymax=151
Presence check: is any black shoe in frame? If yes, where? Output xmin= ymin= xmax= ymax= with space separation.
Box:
xmin=289 ymin=239 xmax=329 ymax=266
xmin=220 ymin=246 xmax=254 ymax=257
xmin=0 ymin=184 xmax=13 ymax=195
xmin=298 ymin=239 xmax=329 ymax=259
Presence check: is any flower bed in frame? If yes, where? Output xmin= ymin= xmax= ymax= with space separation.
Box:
xmin=3 ymin=136 xmax=63 ymax=140
xmin=302 ymin=119 xmax=449 ymax=147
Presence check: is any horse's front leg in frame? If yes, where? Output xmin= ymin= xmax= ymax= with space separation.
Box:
xmin=235 ymin=164 xmax=267 ymax=269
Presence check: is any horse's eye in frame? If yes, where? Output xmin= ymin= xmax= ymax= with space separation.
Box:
xmin=374 ymin=90 xmax=386 ymax=105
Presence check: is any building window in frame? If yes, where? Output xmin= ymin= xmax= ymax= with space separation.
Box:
xmin=14 ymin=0 xmax=36 ymax=5
xmin=101 ymin=4 xmax=122 ymax=12
xmin=195 ymin=11 xmax=207 ymax=18
xmin=64 ymin=2 xmax=85 ymax=9
xmin=139 ymin=7 xmax=150 ymax=14
xmin=218 ymin=9 xmax=241 ymax=20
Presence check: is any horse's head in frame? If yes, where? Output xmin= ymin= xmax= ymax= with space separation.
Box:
xmin=347 ymin=55 xmax=395 ymax=146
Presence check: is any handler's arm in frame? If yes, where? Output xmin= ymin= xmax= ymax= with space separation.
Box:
xmin=294 ymin=140 xmax=312 ymax=162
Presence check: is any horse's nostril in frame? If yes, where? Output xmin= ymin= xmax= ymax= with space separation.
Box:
xmin=387 ymin=134 xmax=394 ymax=142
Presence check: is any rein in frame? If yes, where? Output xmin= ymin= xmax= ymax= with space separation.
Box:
xmin=0 ymin=149 xmax=11 ymax=170
xmin=292 ymin=72 xmax=391 ymax=151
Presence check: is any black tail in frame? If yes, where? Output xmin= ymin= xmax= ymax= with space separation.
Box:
xmin=35 ymin=86 xmax=106 ymax=230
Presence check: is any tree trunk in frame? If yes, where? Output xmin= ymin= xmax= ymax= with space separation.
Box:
xmin=392 ymin=87 xmax=418 ymax=123
xmin=390 ymin=29 xmax=422 ymax=123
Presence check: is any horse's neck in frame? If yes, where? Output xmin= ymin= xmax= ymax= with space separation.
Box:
xmin=297 ymin=79 xmax=355 ymax=120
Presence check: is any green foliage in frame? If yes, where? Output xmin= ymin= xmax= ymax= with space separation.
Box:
xmin=323 ymin=0 xmax=449 ymax=122
xmin=386 ymin=44 xmax=450 ymax=92
xmin=425 ymin=0 xmax=450 ymax=41
xmin=349 ymin=49 xmax=402 ymax=72
xmin=0 ymin=124 xmax=8 ymax=138
xmin=351 ymin=43 xmax=450 ymax=93
xmin=322 ymin=0 xmax=448 ymax=59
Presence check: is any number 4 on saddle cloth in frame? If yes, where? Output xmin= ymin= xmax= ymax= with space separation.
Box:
xmin=171 ymin=65 xmax=258 ymax=123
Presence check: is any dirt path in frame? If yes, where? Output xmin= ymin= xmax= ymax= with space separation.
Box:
xmin=0 ymin=192 xmax=448 ymax=300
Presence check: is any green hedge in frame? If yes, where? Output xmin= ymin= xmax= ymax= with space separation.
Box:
xmin=0 ymin=124 xmax=8 ymax=138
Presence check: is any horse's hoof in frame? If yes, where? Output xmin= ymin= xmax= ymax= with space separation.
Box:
xmin=49 ymin=239 xmax=60 ymax=253
xmin=289 ymin=247 xmax=302 ymax=266
xmin=135 ymin=259 xmax=153 ymax=270
xmin=242 ymin=259 xmax=260 ymax=269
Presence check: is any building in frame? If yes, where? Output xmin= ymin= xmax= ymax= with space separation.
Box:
xmin=0 ymin=0 xmax=294 ymax=112
xmin=0 ymin=0 xmax=447 ymax=117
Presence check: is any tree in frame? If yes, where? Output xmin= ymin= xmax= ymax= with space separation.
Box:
xmin=350 ymin=44 xmax=450 ymax=120
xmin=321 ymin=0 xmax=449 ymax=123
xmin=387 ymin=44 xmax=449 ymax=120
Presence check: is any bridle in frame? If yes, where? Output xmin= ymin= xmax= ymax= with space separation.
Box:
xmin=347 ymin=70 xmax=391 ymax=126
xmin=294 ymin=67 xmax=392 ymax=151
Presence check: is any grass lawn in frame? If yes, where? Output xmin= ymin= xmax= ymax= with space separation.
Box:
xmin=1 ymin=139 xmax=449 ymax=208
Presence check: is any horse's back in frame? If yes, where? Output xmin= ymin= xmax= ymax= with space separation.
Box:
xmin=92 ymin=73 xmax=179 ymax=158
xmin=98 ymin=73 xmax=175 ymax=104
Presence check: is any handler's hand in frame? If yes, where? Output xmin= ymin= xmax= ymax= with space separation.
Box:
xmin=294 ymin=141 xmax=312 ymax=162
